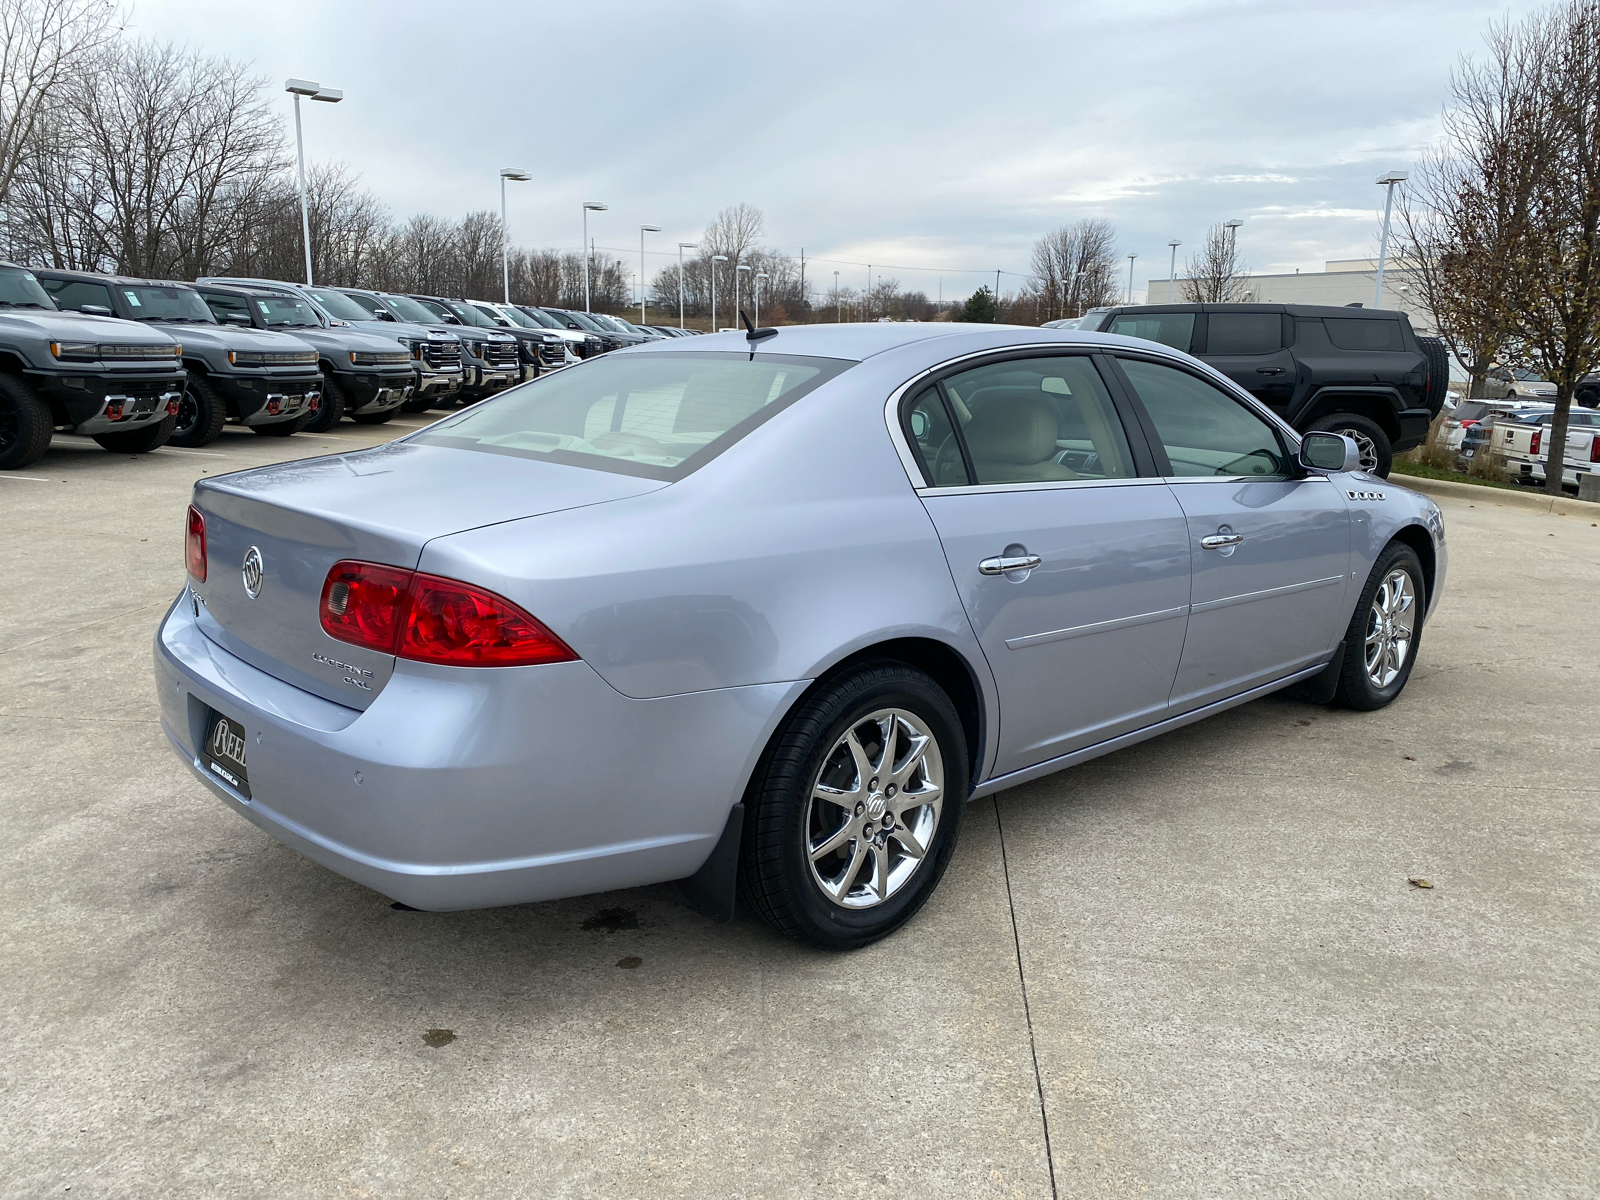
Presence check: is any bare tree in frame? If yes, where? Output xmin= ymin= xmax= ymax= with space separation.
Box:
xmin=1180 ymin=223 xmax=1249 ymax=302
xmin=0 ymin=0 xmax=117 ymax=207
xmin=1028 ymin=219 xmax=1119 ymax=318
xmin=1491 ymin=2 xmax=1600 ymax=496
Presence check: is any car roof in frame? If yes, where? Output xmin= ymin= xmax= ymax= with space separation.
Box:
xmin=32 ymin=267 xmax=201 ymax=290
xmin=623 ymin=321 xmax=1048 ymax=363
xmin=1099 ymin=302 xmax=1407 ymax=320
xmin=192 ymin=281 xmax=301 ymax=298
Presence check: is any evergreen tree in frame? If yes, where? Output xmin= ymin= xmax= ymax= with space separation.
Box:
xmin=957 ymin=285 xmax=998 ymax=323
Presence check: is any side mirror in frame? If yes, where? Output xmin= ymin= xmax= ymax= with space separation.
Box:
xmin=373 ymin=309 xmax=394 ymax=320
xmin=222 ymin=312 xmax=251 ymax=326
xmin=1299 ymin=431 xmax=1361 ymax=473
xmin=80 ymin=303 xmax=113 ymax=317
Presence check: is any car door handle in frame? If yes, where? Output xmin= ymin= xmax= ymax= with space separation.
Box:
xmin=979 ymin=554 xmax=1042 ymax=575
xmin=1200 ymin=534 xmax=1245 ymax=550
xmin=1256 ymin=367 xmax=1286 ymax=375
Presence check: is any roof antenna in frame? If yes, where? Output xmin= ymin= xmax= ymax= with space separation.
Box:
xmin=741 ymin=309 xmax=778 ymax=343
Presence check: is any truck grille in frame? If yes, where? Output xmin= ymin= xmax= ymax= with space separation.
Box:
xmin=106 ymin=377 xmax=183 ymax=400
xmin=484 ymin=342 xmax=519 ymax=369
xmin=422 ymin=341 xmax=462 ymax=370
xmin=579 ymin=336 xmax=603 ymax=358
xmin=537 ymin=342 xmax=565 ymax=367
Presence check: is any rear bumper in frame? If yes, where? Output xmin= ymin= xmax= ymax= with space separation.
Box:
xmin=153 ymin=591 xmax=798 ymax=910
xmin=1392 ymin=408 xmax=1433 ymax=453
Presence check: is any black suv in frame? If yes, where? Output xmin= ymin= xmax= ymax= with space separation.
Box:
xmin=1085 ymin=304 xmax=1449 ymax=476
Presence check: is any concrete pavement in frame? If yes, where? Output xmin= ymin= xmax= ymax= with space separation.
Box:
xmin=1 ymin=426 xmax=1595 ymax=1197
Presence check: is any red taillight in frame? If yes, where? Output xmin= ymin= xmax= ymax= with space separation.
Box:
xmin=1530 ymin=430 xmax=1542 ymax=455
xmin=319 ymin=560 xmax=577 ymax=667
xmin=321 ymin=560 xmax=411 ymax=653
xmin=1461 ymin=419 xmax=1479 ymax=428
xmin=185 ymin=505 xmax=206 ymax=581
xmin=1591 ymin=434 xmax=1600 ymax=463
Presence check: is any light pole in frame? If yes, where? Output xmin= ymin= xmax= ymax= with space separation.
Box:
xmin=834 ymin=271 xmax=840 ymax=322
xmin=498 ymin=168 xmax=529 ymax=304
xmin=1125 ymin=253 xmax=1138 ymax=304
xmin=736 ymin=263 xmax=750 ymax=326
xmin=754 ymin=271 xmax=768 ymax=326
xmin=1374 ymin=171 xmax=1408 ymax=309
xmin=581 ymin=202 xmax=607 ymax=312
xmin=284 ymin=78 xmax=342 ymax=286
xmin=994 ymin=269 xmax=1001 ymax=321
xmin=677 ymin=242 xmax=697 ymax=329
xmin=1167 ymin=239 xmax=1181 ymax=297
xmin=638 ymin=224 xmax=661 ymax=324
xmin=711 ymin=255 xmax=727 ymax=331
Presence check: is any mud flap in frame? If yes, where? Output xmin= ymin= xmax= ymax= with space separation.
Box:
xmin=679 ymin=803 xmax=743 ymax=923
xmin=1287 ymin=640 xmax=1345 ymax=705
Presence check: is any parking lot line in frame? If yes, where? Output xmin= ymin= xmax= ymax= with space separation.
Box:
xmin=152 ymin=447 xmax=230 ymax=459
xmin=0 ymin=472 xmax=49 ymax=481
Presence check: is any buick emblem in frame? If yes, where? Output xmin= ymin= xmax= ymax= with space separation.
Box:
xmin=241 ymin=546 xmax=264 ymax=599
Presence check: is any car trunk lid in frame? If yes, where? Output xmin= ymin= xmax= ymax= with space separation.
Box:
xmin=189 ymin=441 xmax=663 ymax=708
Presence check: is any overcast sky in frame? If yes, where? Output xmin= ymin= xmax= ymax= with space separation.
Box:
xmin=130 ymin=0 xmax=1538 ymax=302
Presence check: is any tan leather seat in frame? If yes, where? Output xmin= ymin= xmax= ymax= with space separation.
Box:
xmin=964 ymin=393 xmax=1080 ymax=483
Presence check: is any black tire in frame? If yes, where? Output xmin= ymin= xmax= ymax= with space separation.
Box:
xmin=93 ymin=413 xmax=175 ymax=454
xmin=250 ymin=411 xmax=311 ymax=437
xmin=1308 ymin=412 xmax=1392 ymax=477
xmin=738 ymin=661 xmax=968 ymax=950
xmin=1577 ymin=384 xmax=1599 ymax=409
xmin=1416 ymin=337 xmax=1450 ymax=416
xmin=301 ymin=374 xmax=345 ymax=433
xmin=0 ymin=372 xmax=54 ymax=470
xmin=169 ymin=375 xmax=227 ymax=447
xmin=401 ymin=390 xmax=436 ymax=413
xmin=350 ymin=408 xmax=395 ymax=425
xmin=1332 ymin=542 xmax=1426 ymax=711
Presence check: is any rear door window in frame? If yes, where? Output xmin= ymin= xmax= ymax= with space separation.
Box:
xmin=1324 ymin=318 xmax=1404 ymax=351
xmin=1206 ymin=313 xmax=1282 ymax=355
xmin=1106 ymin=311 xmax=1196 ymax=352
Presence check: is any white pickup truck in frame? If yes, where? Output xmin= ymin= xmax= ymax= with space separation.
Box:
xmin=1499 ymin=408 xmax=1600 ymax=488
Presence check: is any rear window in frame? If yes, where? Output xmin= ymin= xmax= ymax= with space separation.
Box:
xmin=1324 ymin=317 xmax=1404 ymax=352
xmin=1453 ymin=402 xmax=1489 ymax=422
xmin=1106 ymin=312 xmax=1195 ymax=352
xmin=1206 ymin=313 xmax=1282 ymax=355
xmin=416 ymin=352 xmax=852 ymax=481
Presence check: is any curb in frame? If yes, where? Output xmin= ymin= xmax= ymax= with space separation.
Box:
xmin=1392 ymin=472 xmax=1598 ymax=518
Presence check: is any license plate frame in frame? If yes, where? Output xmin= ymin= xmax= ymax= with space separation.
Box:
xmin=200 ymin=709 xmax=251 ymax=799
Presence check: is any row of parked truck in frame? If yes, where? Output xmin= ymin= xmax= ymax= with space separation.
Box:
xmin=0 ymin=259 xmax=700 ymax=470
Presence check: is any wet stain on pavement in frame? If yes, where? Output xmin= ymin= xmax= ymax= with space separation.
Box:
xmin=582 ymin=907 xmax=639 ymax=932
xmin=1435 ymin=759 xmax=1477 ymax=775
xmin=422 ymin=1029 xmax=456 ymax=1048
xmin=616 ymin=956 xmax=643 ymax=970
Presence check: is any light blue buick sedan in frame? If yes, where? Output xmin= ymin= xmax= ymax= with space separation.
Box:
xmin=155 ymin=322 xmax=1445 ymax=949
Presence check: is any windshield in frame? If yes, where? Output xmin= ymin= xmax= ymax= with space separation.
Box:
xmin=419 ymin=352 xmax=851 ymax=480
xmin=253 ymin=295 xmax=321 ymax=328
xmin=0 ymin=266 xmax=55 ymax=309
xmin=383 ymin=294 xmax=441 ymax=324
xmin=443 ymin=299 xmax=498 ymax=329
xmin=495 ymin=306 xmax=541 ymax=329
xmin=119 ymin=284 xmax=216 ymax=323
xmin=303 ymin=287 xmax=377 ymax=322
xmin=519 ymin=307 xmax=563 ymax=329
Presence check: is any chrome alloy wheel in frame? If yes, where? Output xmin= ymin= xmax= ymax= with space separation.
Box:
xmin=806 ymin=708 xmax=944 ymax=910
xmin=1364 ymin=568 xmax=1416 ymax=688
xmin=1335 ymin=426 xmax=1381 ymax=473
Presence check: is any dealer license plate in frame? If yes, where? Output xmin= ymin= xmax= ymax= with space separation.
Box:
xmin=201 ymin=710 xmax=251 ymax=799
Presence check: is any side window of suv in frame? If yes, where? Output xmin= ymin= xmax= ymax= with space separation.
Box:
xmin=1106 ymin=311 xmax=1195 ymax=352
xmin=1205 ymin=313 xmax=1282 ymax=355
xmin=40 ymin=278 xmax=114 ymax=312
xmin=1116 ymin=357 xmax=1290 ymax=478
xmin=198 ymin=290 xmax=249 ymax=323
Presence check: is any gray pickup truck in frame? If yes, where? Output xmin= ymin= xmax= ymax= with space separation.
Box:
xmin=406 ymin=295 xmax=524 ymax=404
xmin=34 ymin=270 xmax=322 ymax=448
xmin=203 ymin=278 xmax=465 ymax=412
xmin=0 ymin=261 xmax=187 ymax=470
xmin=191 ymin=283 xmax=414 ymax=431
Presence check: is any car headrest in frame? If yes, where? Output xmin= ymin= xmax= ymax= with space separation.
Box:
xmin=964 ymin=393 xmax=1060 ymax=464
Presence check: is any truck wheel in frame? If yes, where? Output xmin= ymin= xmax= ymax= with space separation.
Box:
xmin=169 ymin=376 xmax=227 ymax=447
xmin=302 ymin=376 xmax=345 ymax=433
xmin=349 ymin=409 xmax=394 ymax=425
xmin=738 ymin=661 xmax=967 ymax=950
xmin=94 ymin=413 xmax=176 ymax=455
xmin=1578 ymin=383 xmax=1599 ymax=409
xmin=1416 ymin=337 xmax=1450 ymax=416
xmin=1308 ymin=413 xmax=1391 ymax=477
xmin=0 ymin=373 xmax=54 ymax=470
xmin=1332 ymin=542 xmax=1426 ymax=711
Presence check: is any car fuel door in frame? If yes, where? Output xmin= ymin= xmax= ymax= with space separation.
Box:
xmin=903 ymin=356 xmax=1191 ymax=779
